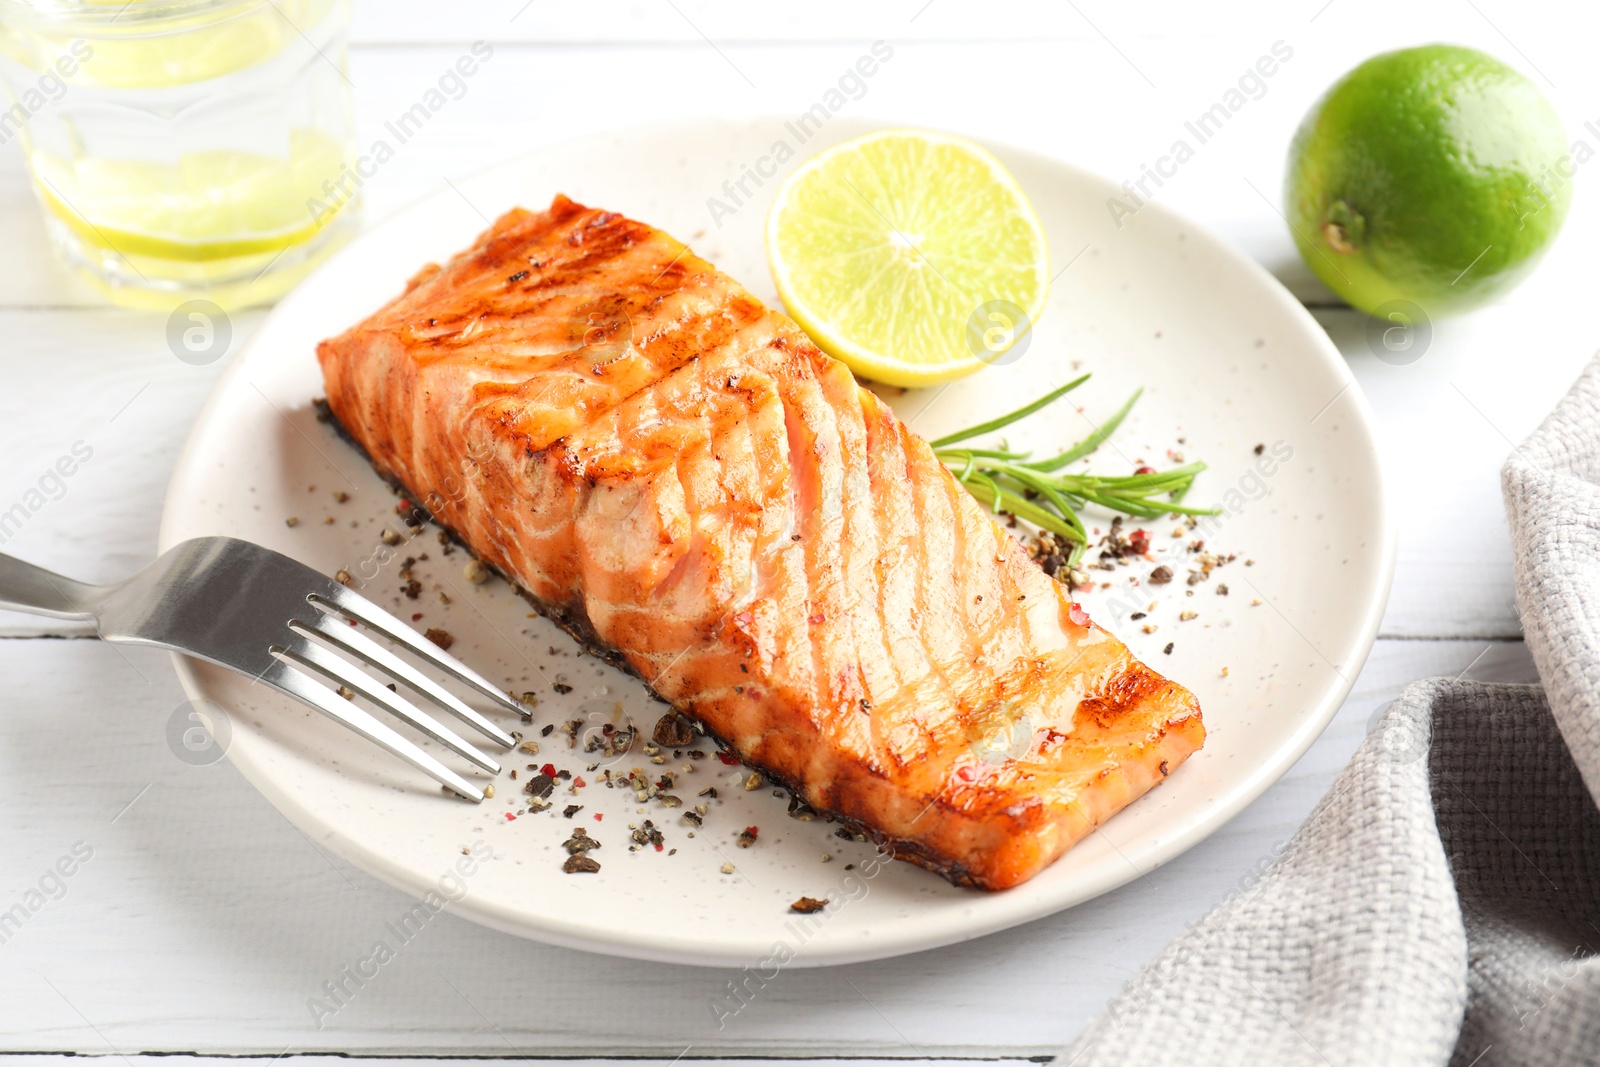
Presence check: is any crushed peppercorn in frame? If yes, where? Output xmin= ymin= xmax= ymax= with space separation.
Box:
xmin=652 ymin=712 xmax=696 ymax=748
xmin=561 ymin=828 xmax=600 ymax=854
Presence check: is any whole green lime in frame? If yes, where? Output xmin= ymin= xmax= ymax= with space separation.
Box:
xmin=1286 ymin=45 xmax=1570 ymax=318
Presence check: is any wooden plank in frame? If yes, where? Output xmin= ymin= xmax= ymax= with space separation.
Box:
xmin=1322 ymin=293 xmax=1599 ymax=640
xmin=0 ymin=308 xmax=244 ymax=638
xmin=340 ymin=0 xmax=1544 ymax=47
xmin=0 ymin=1055 xmax=1036 ymax=1062
xmin=0 ymin=636 xmax=1533 ymax=1056
xmin=345 ymin=0 xmax=1283 ymax=45
xmin=2 ymin=6 xmax=1594 ymax=310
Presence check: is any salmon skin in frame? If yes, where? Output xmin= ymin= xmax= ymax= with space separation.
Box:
xmin=317 ymin=195 xmax=1204 ymax=890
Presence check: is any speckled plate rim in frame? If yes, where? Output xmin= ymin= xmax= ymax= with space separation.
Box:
xmin=159 ymin=116 xmax=1395 ymax=968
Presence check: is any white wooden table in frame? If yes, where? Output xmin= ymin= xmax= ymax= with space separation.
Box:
xmin=0 ymin=1 xmax=1590 ymax=1063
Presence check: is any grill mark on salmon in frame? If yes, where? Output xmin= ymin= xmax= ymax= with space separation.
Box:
xmin=318 ymin=194 xmax=1204 ymax=890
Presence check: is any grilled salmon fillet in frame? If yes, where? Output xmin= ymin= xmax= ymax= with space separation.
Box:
xmin=317 ymin=194 xmax=1204 ymax=890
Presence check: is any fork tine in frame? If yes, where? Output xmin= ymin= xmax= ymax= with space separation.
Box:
xmin=278 ymin=637 xmax=502 ymax=774
xmin=296 ymin=614 xmax=516 ymax=749
xmin=309 ymin=589 xmax=528 ymax=716
xmin=262 ymin=659 xmax=485 ymax=801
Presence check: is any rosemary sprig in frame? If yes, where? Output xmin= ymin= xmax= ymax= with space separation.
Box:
xmin=933 ymin=374 xmax=1219 ymax=563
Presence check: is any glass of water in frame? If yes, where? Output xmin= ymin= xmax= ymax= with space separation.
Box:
xmin=0 ymin=0 xmax=358 ymax=309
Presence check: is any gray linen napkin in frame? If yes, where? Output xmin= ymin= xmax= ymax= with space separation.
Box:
xmin=1061 ymin=358 xmax=1600 ymax=1067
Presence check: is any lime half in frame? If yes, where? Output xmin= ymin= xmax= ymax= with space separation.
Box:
xmin=766 ymin=130 xmax=1050 ymax=387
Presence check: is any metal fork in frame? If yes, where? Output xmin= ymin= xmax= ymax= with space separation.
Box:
xmin=0 ymin=536 xmax=521 ymax=800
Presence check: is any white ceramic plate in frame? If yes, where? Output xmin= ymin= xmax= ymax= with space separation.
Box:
xmin=160 ymin=116 xmax=1392 ymax=968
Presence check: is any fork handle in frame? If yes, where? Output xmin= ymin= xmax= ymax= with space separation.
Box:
xmin=0 ymin=553 xmax=99 ymax=620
